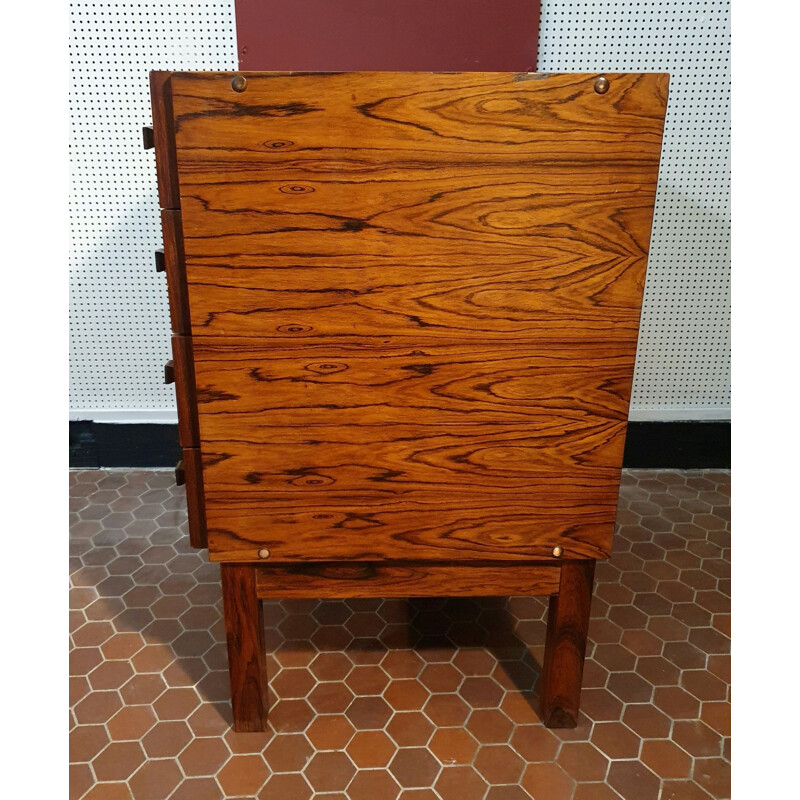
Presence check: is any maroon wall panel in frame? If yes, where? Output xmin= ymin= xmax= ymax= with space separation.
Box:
xmin=234 ymin=1 xmax=539 ymax=72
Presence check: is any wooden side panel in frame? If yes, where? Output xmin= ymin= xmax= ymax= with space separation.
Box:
xmin=255 ymin=561 xmax=560 ymax=599
xmin=182 ymin=446 xmax=208 ymax=548
xmin=201 ymin=420 xmax=626 ymax=470
xmin=149 ymin=71 xmax=180 ymax=209
xmin=171 ymin=336 xmax=200 ymax=447
xmin=195 ymin=339 xmax=630 ymax=561
xmin=163 ymin=71 xmax=668 ymax=563
xmin=193 ymin=340 xmax=635 ymax=428
xmin=178 ymin=174 xmax=659 ymax=344
xmin=207 ymin=495 xmax=614 ymax=563
xmin=160 ymin=210 xmax=191 ymax=335
xmin=171 ymin=72 xmax=668 ymax=164
xmin=171 ymin=71 xmax=668 ymax=344
xmin=201 ymin=423 xmax=624 ymax=498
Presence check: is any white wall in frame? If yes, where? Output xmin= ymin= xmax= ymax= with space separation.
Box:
xmin=69 ymin=1 xmax=730 ymax=423
xmin=69 ymin=1 xmax=238 ymax=423
xmin=538 ymin=1 xmax=730 ymax=421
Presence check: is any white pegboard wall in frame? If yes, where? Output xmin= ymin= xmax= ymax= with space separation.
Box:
xmin=538 ymin=1 xmax=730 ymax=419
xmin=69 ymin=1 xmax=730 ymax=422
xmin=69 ymin=1 xmax=237 ymax=420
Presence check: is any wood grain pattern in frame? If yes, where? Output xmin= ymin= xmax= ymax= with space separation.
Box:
xmin=171 ymin=72 xmax=667 ymax=162
xmin=221 ymin=564 xmax=268 ymax=731
xmin=255 ymin=561 xmax=560 ymax=599
xmin=160 ymin=71 xmax=667 ymax=562
xmin=148 ymin=71 xmax=180 ymax=209
xmin=170 ymin=71 xmax=667 ymax=344
xmin=193 ymin=340 xmax=635 ymax=427
xmin=176 ymin=174 xmax=658 ymax=343
xmin=170 ymin=335 xmax=200 ymax=447
xmin=200 ymin=430 xmax=622 ymax=480
xmin=160 ymin=210 xmax=191 ymax=335
xmin=207 ymin=494 xmax=616 ymax=563
xmin=200 ymin=422 xmax=624 ymax=496
xmin=195 ymin=340 xmax=630 ymax=562
xmin=540 ymin=560 xmax=595 ymax=727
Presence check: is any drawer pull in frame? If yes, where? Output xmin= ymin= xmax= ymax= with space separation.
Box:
xmin=142 ymin=125 xmax=155 ymax=149
xmin=164 ymin=360 xmax=175 ymax=384
xmin=175 ymin=460 xmax=185 ymax=486
xmin=552 ymin=546 xmax=563 ymax=558
xmin=154 ymin=248 xmax=165 ymax=272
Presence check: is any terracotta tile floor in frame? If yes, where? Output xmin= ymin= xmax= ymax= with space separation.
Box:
xmin=69 ymin=469 xmax=731 ymax=800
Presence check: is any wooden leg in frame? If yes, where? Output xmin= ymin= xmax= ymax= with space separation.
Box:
xmin=540 ymin=560 xmax=595 ymax=728
xmin=221 ymin=563 xmax=268 ymax=732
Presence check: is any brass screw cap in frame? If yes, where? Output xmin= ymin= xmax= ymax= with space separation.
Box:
xmin=594 ymin=76 xmax=610 ymax=94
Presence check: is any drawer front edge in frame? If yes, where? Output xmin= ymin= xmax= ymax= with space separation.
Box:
xmin=182 ymin=447 xmax=208 ymax=549
xmin=171 ymin=334 xmax=200 ymax=448
xmin=149 ymin=71 xmax=180 ymax=209
xmin=161 ymin=209 xmax=191 ymax=335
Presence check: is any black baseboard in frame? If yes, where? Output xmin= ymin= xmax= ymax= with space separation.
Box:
xmin=622 ymin=421 xmax=730 ymax=469
xmin=70 ymin=421 xmax=181 ymax=469
xmin=70 ymin=420 xmax=730 ymax=470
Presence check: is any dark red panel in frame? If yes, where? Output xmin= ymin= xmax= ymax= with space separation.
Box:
xmin=234 ymin=0 xmax=539 ymax=72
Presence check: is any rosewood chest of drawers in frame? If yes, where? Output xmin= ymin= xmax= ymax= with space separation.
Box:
xmin=146 ymin=70 xmax=668 ymax=731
